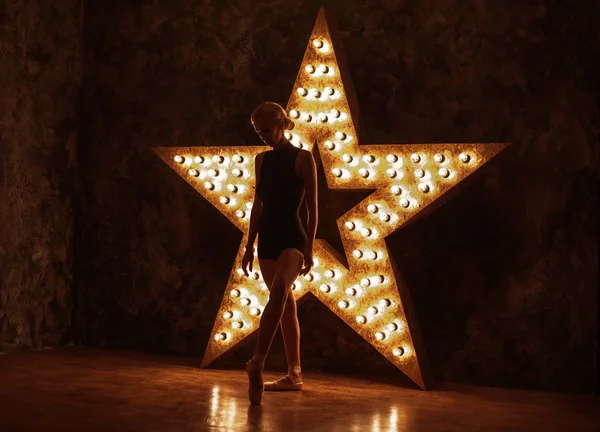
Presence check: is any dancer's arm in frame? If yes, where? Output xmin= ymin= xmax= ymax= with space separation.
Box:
xmin=245 ymin=152 xmax=265 ymax=251
xmin=300 ymin=150 xmax=318 ymax=249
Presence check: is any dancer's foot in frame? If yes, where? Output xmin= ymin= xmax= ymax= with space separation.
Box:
xmin=264 ymin=374 xmax=303 ymax=391
xmin=246 ymin=359 xmax=264 ymax=405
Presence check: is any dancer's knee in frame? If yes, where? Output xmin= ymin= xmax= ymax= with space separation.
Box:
xmin=269 ymin=279 xmax=290 ymax=306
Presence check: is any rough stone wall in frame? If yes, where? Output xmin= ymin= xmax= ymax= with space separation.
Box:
xmin=0 ymin=1 xmax=83 ymax=351
xmin=76 ymin=0 xmax=598 ymax=392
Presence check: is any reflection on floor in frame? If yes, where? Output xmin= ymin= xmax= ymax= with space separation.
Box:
xmin=0 ymin=347 xmax=597 ymax=431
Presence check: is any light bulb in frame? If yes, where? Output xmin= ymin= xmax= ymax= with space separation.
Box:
xmin=214 ymin=332 xmax=227 ymax=341
xmin=297 ymin=87 xmax=308 ymax=96
xmin=223 ymin=311 xmax=233 ymax=319
xmin=342 ymin=154 xmax=353 ymax=163
xmin=324 ymin=269 xmax=335 ymax=278
xmin=352 ymin=249 xmax=363 ymax=258
xmin=213 ymin=155 xmax=224 ymax=163
xmin=400 ymin=198 xmax=410 ymax=208
xmin=227 ymin=184 xmax=238 ymax=193
xmin=393 ymin=347 xmax=405 ymax=356
xmin=251 ymin=272 xmax=260 ymax=280
xmin=366 ymin=250 xmax=378 ymax=260
xmin=356 ymin=315 xmax=367 ymax=324
xmin=232 ymin=168 xmax=242 ymax=177
xmin=345 ymin=221 xmax=356 ymax=231
xmin=209 ymin=169 xmax=219 ymax=177
xmin=232 ymin=321 xmax=244 ymax=329
xmin=324 ymin=141 xmax=335 ymax=150
xmin=459 ymin=153 xmax=471 ymax=163
xmin=235 ymin=210 xmax=246 ymax=218
xmin=358 ymin=168 xmax=370 ymax=178
xmin=304 ymin=273 xmax=314 ymax=281
xmin=189 ymin=169 xmax=199 ymax=177
xmin=240 ymin=298 xmax=251 ymax=306
xmin=312 ymin=89 xmax=322 ymax=98
xmin=301 ymin=112 xmax=312 ymax=121
xmin=320 ymin=65 xmax=330 ymax=74
xmin=332 ymin=109 xmax=341 ymax=118
xmin=318 ymin=113 xmax=328 ymax=123
xmin=391 ymin=185 xmax=402 ymax=195
xmin=289 ymin=110 xmax=300 ymax=118
xmin=305 ymin=64 xmax=316 ymax=74
xmin=360 ymin=278 xmax=371 ymax=287
xmin=346 ymin=287 xmax=358 ymax=296
xmin=380 ymin=213 xmax=391 ymax=222
xmin=386 ymin=169 xmax=397 ymax=178
xmin=219 ymin=196 xmax=230 ymax=205
xmin=320 ymin=284 xmax=332 ymax=293
xmin=233 ymin=155 xmax=244 ymax=163
xmin=204 ymin=181 xmax=214 ymax=190
xmin=439 ymin=168 xmax=450 ymax=178
xmin=335 ymin=131 xmax=347 ymax=140
xmin=375 ymin=331 xmax=386 ymax=341
xmin=367 ymin=306 xmax=379 ymax=315
xmin=386 ymin=154 xmax=399 ymax=163
xmin=418 ymin=183 xmax=430 ymax=193
xmin=363 ymin=154 xmax=375 ymax=163
xmin=184 ymin=157 xmax=192 ymax=166
xmin=434 ymin=153 xmax=445 ymax=163
xmin=415 ymin=169 xmax=425 ymax=178
xmin=250 ymin=307 xmax=261 ymax=316
xmin=387 ymin=322 xmax=399 ymax=332
xmin=376 ymin=275 xmax=385 ymax=284
xmin=411 ymin=154 xmax=421 ymax=163
xmin=174 ymin=155 xmax=184 ymax=163
xmin=336 ymin=300 xmax=349 ymax=309
xmin=230 ymin=289 xmax=240 ymax=298
xmin=284 ymin=131 xmax=291 ymax=139
xmin=361 ymin=227 xmax=372 ymax=237
xmin=332 ymin=168 xmax=342 ymax=177
xmin=313 ymin=39 xmax=324 ymax=49
xmin=325 ymin=87 xmax=335 ymax=96
xmin=194 ymin=156 xmax=204 ymax=164
xmin=367 ymin=204 xmax=378 ymax=213
xmin=379 ymin=298 xmax=392 ymax=308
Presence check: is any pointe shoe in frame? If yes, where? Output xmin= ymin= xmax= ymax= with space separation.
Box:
xmin=246 ymin=359 xmax=264 ymax=405
xmin=264 ymin=375 xmax=303 ymax=391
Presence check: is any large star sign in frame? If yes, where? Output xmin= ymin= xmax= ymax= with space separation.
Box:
xmin=153 ymin=6 xmax=508 ymax=390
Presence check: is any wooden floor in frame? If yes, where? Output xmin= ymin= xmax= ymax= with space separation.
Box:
xmin=0 ymin=348 xmax=597 ymax=431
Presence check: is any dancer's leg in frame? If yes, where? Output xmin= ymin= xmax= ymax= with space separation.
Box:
xmin=258 ymin=257 xmax=302 ymax=383
xmin=247 ymin=248 xmax=304 ymax=404
xmin=280 ymin=295 xmax=301 ymax=376
xmin=253 ymin=248 xmax=304 ymax=360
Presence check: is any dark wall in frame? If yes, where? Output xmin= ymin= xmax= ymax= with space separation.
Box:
xmin=76 ymin=0 xmax=598 ymax=392
xmin=0 ymin=1 xmax=82 ymax=351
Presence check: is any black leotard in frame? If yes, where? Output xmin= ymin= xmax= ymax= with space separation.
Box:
xmin=256 ymin=143 xmax=307 ymax=260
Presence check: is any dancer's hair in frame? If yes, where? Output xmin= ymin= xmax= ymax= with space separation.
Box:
xmin=251 ymin=101 xmax=295 ymax=130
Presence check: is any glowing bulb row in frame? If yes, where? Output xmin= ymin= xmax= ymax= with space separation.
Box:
xmin=174 ymin=154 xmax=246 ymax=165
xmin=297 ymin=86 xmax=340 ymax=100
xmin=304 ymin=64 xmax=333 ymax=75
xmin=289 ymin=109 xmax=343 ymax=123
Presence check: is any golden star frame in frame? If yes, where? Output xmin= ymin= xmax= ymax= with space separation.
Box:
xmin=153 ymin=7 xmax=508 ymax=390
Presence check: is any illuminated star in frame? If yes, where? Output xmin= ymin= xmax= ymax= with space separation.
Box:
xmin=153 ymin=6 xmax=508 ymax=390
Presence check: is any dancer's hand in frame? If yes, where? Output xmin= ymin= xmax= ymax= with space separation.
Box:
xmin=299 ymin=245 xmax=313 ymax=276
xmin=241 ymin=244 xmax=254 ymax=276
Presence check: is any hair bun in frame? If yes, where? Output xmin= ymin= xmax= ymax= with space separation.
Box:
xmin=285 ymin=117 xmax=295 ymax=131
